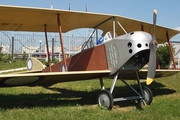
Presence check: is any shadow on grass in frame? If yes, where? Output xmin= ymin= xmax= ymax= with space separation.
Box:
xmin=0 ymin=80 xmax=176 ymax=109
xmin=0 ymin=88 xmax=99 ymax=109
xmin=146 ymin=81 xmax=176 ymax=97
xmin=113 ymin=81 xmax=176 ymax=108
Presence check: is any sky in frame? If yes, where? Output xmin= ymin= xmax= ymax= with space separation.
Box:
xmin=0 ymin=0 xmax=180 ymax=40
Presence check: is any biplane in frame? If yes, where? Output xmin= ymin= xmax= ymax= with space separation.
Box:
xmin=0 ymin=5 xmax=180 ymax=110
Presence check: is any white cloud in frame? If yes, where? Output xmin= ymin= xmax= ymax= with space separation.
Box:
xmin=175 ymin=27 xmax=180 ymax=31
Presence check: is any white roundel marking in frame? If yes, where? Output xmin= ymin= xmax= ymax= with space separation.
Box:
xmin=27 ymin=59 xmax=33 ymax=70
xmin=4 ymin=77 xmax=39 ymax=85
xmin=61 ymin=64 xmax=68 ymax=72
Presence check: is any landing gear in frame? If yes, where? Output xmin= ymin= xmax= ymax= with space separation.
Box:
xmin=97 ymin=72 xmax=153 ymax=110
xmin=98 ymin=90 xmax=113 ymax=110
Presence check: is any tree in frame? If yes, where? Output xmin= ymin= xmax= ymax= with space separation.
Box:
xmin=0 ymin=47 xmax=3 ymax=61
xmin=157 ymin=44 xmax=175 ymax=69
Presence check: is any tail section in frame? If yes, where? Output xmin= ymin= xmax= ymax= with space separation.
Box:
xmin=27 ymin=57 xmax=45 ymax=71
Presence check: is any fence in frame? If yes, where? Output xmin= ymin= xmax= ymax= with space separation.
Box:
xmin=0 ymin=31 xmax=96 ymax=58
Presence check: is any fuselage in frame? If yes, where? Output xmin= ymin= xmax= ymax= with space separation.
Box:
xmin=43 ymin=31 xmax=152 ymax=77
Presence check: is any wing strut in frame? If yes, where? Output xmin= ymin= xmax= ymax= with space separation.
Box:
xmin=112 ymin=17 xmax=116 ymax=38
xmin=57 ymin=14 xmax=67 ymax=71
xmin=166 ymin=31 xmax=176 ymax=69
xmin=44 ymin=24 xmax=52 ymax=72
xmin=115 ymin=18 xmax=127 ymax=34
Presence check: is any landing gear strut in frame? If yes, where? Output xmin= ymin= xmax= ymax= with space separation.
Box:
xmin=97 ymin=72 xmax=153 ymax=110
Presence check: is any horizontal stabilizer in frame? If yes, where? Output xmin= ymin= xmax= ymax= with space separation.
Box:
xmin=27 ymin=57 xmax=45 ymax=71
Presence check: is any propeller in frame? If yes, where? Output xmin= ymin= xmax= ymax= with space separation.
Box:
xmin=146 ymin=9 xmax=158 ymax=85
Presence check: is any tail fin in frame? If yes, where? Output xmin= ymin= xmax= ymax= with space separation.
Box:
xmin=27 ymin=57 xmax=46 ymax=71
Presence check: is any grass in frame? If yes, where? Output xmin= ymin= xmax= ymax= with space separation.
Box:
xmin=0 ymin=60 xmax=26 ymax=70
xmin=0 ymin=61 xmax=180 ymax=119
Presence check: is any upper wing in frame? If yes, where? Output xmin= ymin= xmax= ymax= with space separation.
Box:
xmin=0 ymin=5 xmax=179 ymax=43
xmin=0 ymin=70 xmax=110 ymax=87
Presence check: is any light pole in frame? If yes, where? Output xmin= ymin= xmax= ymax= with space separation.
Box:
xmin=39 ymin=40 xmax=42 ymax=52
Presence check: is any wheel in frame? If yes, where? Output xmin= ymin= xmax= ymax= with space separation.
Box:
xmin=137 ymin=86 xmax=153 ymax=105
xmin=97 ymin=90 xmax=113 ymax=110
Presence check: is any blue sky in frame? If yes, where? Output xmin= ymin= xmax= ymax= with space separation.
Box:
xmin=0 ymin=0 xmax=180 ymax=40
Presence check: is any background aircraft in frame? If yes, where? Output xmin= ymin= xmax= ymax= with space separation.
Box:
xmin=0 ymin=5 xmax=179 ymax=110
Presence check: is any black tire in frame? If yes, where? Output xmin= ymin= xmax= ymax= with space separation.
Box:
xmin=97 ymin=90 xmax=113 ymax=110
xmin=137 ymin=86 xmax=153 ymax=105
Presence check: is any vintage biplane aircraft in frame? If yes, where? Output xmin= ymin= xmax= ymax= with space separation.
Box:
xmin=0 ymin=5 xmax=180 ymax=110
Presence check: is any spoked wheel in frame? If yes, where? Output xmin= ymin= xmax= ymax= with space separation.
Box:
xmin=137 ymin=86 xmax=153 ymax=105
xmin=97 ymin=90 xmax=113 ymax=110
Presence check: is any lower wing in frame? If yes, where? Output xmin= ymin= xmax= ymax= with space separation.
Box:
xmin=121 ymin=69 xmax=180 ymax=80
xmin=0 ymin=70 xmax=110 ymax=87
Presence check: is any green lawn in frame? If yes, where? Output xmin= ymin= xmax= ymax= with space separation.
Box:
xmin=0 ymin=60 xmax=26 ymax=70
xmin=0 ymin=61 xmax=180 ymax=119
